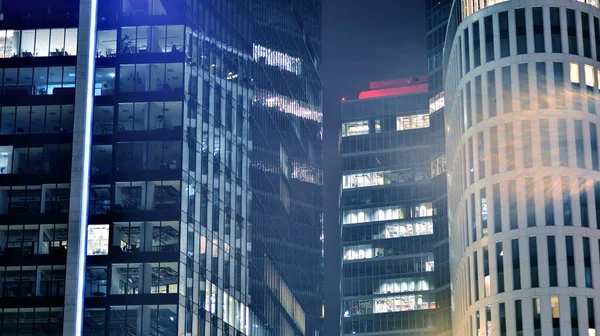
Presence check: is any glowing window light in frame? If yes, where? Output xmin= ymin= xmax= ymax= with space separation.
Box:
xmin=570 ymin=62 xmax=580 ymax=84
xmin=585 ymin=64 xmax=595 ymax=87
xmin=253 ymin=44 xmax=302 ymax=75
xmin=256 ymin=90 xmax=322 ymax=122
xmin=396 ymin=114 xmax=430 ymax=131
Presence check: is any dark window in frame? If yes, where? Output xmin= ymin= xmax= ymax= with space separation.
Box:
xmin=570 ymin=297 xmax=579 ymax=335
xmin=550 ymin=8 xmax=563 ymax=53
xmin=499 ymin=12 xmax=510 ymax=57
xmin=519 ymin=63 xmax=530 ymax=109
xmin=563 ymin=177 xmax=572 ymax=226
xmin=552 ymin=296 xmax=560 ymax=335
xmin=509 ymin=179 xmax=518 ymax=230
xmin=537 ymin=62 xmax=548 ymax=108
xmin=529 ymin=237 xmax=539 ymax=288
xmin=469 ymin=137 xmax=475 ymax=184
xmin=475 ymin=76 xmax=483 ymax=123
xmin=473 ymin=22 xmax=481 ymax=67
xmin=580 ymin=178 xmax=589 ymax=228
xmin=544 ymin=177 xmax=555 ymax=226
xmin=588 ymin=298 xmax=596 ymax=332
xmin=499 ymin=302 xmax=507 ymax=336
xmin=575 ymin=120 xmax=585 ymax=168
xmin=515 ymin=9 xmax=527 ymax=55
xmin=554 ymin=62 xmax=565 ymax=108
xmin=584 ymin=237 xmax=593 ymax=288
xmin=486 ymin=305 xmax=492 ymax=335
xmin=541 ymin=119 xmax=551 ymax=166
xmin=471 ymin=193 xmax=477 ymax=243
xmin=515 ymin=299 xmax=523 ymax=335
xmin=533 ymin=8 xmax=544 ymax=53
xmin=566 ymin=235 xmax=576 ymax=286
xmin=558 ymin=118 xmax=569 ymax=167
xmin=591 ymin=123 xmax=598 ymax=170
xmin=478 ymin=131 xmax=485 ymax=179
xmin=582 ymin=12 xmax=591 ymax=58
xmin=595 ymin=181 xmax=600 ymax=229
xmin=481 ymin=188 xmax=488 ymax=236
xmin=506 ymin=122 xmax=515 ymax=171
xmin=467 ymin=257 xmax=472 ymax=305
xmin=567 ymin=9 xmax=578 ymax=55
xmin=502 ymin=66 xmax=512 ymax=113
xmin=466 ymin=82 xmax=472 ymax=128
xmin=483 ymin=246 xmax=490 ymax=296
xmin=526 ymin=177 xmax=536 ymax=227
xmin=493 ymin=183 xmax=502 ymax=233
xmin=475 ymin=310 xmax=481 ymax=335
xmin=496 ymin=241 xmax=504 ymax=293
xmin=595 ymin=17 xmax=600 ymax=62
xmin=490 ymin=126 xmax=499 ymax=174
xmin=522 ymin=120 xmax=532 ymax=168
xmin=512 ymin=239 xmax=521 ymax=290
xmin=473 ymin=251 xmax=479 ymax=301
xmin=488 ymin=70 xmax=497 ymax=117
xmin=485 ymin=16 xmax=494 ymax=62
xmin=548 ymin=236 xmax=558 ymax=287
xmin=464 ymin=29 xmax=470 ymax=72
xmin=533 ymin=297 xmax=541 ymax=336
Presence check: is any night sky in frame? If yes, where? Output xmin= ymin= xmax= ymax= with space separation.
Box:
xmin=321 ymin=1 xmax=427 ymax=334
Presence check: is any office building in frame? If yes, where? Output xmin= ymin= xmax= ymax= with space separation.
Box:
xmin=0 ymin=0 xmax=318 ymax=335
xmin=425 ymin=0 xmax=453 ymax=334
xmin=248 ymin=0 xmax=324 ymax=335
xmin=445 ymin=0 xmax=600 ymax=335
xmin=341 ymin=77 xmax=439 ymax=335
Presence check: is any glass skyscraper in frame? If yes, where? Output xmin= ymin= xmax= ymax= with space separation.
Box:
xmin=340 ymin=78 xmax=439 ymax=335
xmin=249 ymin=0 xmax=324 ymax=335
xmin=0 ymin=0 xmax=322 ymax=335
xmin=426 ymin=0 xmax=452 ymax=334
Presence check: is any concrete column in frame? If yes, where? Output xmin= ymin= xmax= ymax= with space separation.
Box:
xmin=145 ymin=181 xmax=154 ymax=210
xmin=142 ymin=222 xmax=154 ymax=252
xmin=62 ymin=0 xmax=97 ymax=334
xmin=141 ymin=263 xmax=152 ymax=294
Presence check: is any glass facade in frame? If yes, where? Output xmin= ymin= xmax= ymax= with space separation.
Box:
xmin=341 ymin=83 xmax=439 ymax=335
xmin=426 ymin=0 xmax=452 ymax=334
xmin=249 ymin=0 xmax=323 ymax=335
xmin=0 ymin=0 xmax=322 ymax=335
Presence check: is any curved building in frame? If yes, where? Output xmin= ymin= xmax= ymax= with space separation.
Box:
xmin=445 ymin=0 xmax=600 ymax=335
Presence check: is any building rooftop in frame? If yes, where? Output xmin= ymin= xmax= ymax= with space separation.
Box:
xmin=357 ymin=76 xmax=428 ymax=100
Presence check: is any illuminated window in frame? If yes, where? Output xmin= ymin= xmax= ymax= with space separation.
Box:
xmin=87 ymin=224 xmax=109 ymax=255
xmin=343 ymin=203 xmax=433 ymax=224
xmin=430 ymin=155 xmax=446 ymax=177
xmin=396 ymin=114 xmax=430 ymax=131
xmin=570 ymin=63 xmax=580 ymax=84
xmin=343 ymin=244 xmax=373 ymax=260
xmin=343 ymin=168 xmax=429 ymax=189
xmin=253 ymin=44 xmax=302 ymax=75
xmin=585 ymin=65 xmax=595 ymax=87
xmin=342 ymin=120 xmax=369 ymax=136
xmin=429 ymin=92 xmax=445 ymax=113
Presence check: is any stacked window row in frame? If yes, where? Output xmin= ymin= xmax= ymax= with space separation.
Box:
xmin=462 ymin=296 xmax=597 ymax=336
xmin=448 ymin=61 xmax=600 ymax=206
xmin=457 ymin=175 xmax=600 ymax=250
xmin=450 ymin=60 xmax=600 ymax=139
xmin=457 ymin=6 xmax=600 ymax=77
xmin=454 ymin=233 xmax=600 ymax=322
